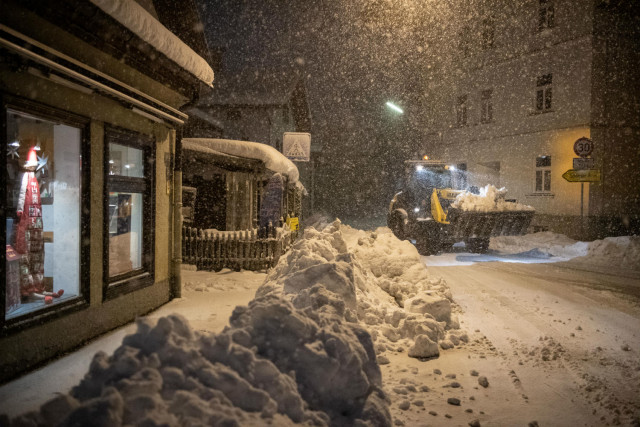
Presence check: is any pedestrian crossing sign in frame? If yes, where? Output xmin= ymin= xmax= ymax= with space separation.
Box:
xmin=283 ymin=132 xmax=311 ymax=162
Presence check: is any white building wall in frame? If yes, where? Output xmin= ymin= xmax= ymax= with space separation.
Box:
xmin=421 ymin=0 xmax=597 ymax=232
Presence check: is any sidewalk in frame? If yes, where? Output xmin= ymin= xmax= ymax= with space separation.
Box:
xmin=0 ymin=268 xmax=265 ymax=419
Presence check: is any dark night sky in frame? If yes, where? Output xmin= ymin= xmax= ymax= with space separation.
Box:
xmin=196 ymin=0 xmax=436 ymax=220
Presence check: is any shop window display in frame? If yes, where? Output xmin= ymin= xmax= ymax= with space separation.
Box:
xmin=5 ymin=110 xmax=82 ymax=319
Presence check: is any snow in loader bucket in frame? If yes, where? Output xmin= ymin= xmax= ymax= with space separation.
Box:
xmin=446 ymin=208 xmax=535 ymax=239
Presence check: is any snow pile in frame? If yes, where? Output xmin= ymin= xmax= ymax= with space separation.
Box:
xmin=573 ymin=236 xmax=640 ymax=270
xmin=183 ymin=138 xmax=300 ymax=185
xmin=491 ymin=232 xmax=640 ymax=270
xmin=7 ymin=222 xmax=400 ymax=427
xmin=90 ymin=0 xmax=214 ymax=86
xmin=260 ymin=220 xmax=465 ymax=362
xmin=8 ymin=302 xmax=389 ymax=426
xmin=490 ymin=232 xmax=587 ymax=258
xmin=452 ymin=185 xmax=534 ymax=212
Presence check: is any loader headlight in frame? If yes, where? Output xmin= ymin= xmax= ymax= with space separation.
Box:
xmin=416 ymin=165 xmax=424 ymax=172
xmin=414 ymin=207 xmax=420 ymax=213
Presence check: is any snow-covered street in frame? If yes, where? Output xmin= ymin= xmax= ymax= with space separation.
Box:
xmin=1 ymin=223 xmax=638 ymax=426
xmin=395 ymin=246 xmax=640 ymax=426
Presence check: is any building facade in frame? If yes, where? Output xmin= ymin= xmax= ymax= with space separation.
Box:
xmin=418 ymin=0 xmax=639 ymax=238
xmin=1 ymin=0 xmax=213 ymax=382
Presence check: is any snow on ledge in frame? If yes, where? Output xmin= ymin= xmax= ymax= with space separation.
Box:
xmin=183 ymin=138 xmax=300 ymax=185
xmin=90 ymin=0 xmax=214 ymax=87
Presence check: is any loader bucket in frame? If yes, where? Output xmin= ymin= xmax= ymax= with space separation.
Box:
xmin=446 ymin=208 xmax=534 ymax=239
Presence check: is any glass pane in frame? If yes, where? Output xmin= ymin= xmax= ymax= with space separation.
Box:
xmin=536 ymin=156 xmax=551 ymax=167
xmin=536 ymin=170 xmax=542 ymax=191
xmin=5 ymin=109 xmax=82 ymax=319
xmin=108 ymin=192 xmax=143 ymax=277
xmin=544 ymin=170 xmax=551 ymax=191
xmin=545 ymin=88 xmax=553 ymax=109
xmin=109 ymin=143 xmax=144 ymax=178
xmin=536 ymin=90 xmax=543 ymax=110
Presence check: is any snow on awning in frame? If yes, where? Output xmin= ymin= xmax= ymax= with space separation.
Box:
xmin=183 ymin=138 xmax=300 ymax=184
xmin=182 ymin=142 xmax=264 ymax=173
xmin=90 ymin=0 xmax=214 ymax=87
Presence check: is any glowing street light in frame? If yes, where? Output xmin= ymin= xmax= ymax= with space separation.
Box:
xmin=386 ymin=101 xmax=404 ymax=114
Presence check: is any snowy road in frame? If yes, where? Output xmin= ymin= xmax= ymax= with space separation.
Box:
xmin=415 ymin=251 xmax=640 ymax=426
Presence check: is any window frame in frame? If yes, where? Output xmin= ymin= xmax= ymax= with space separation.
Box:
xmin=480 ymin=89 xmax=494 ymax=123
xmin=535 ymin=73 xmax=553 ymax=113
xmin=458 ymin=25 xmax=472 ymax=58
xmin=1 ymin=93 xmax=91 ymax=333
xmin=103 ymin=125 xmax=155 ymax=300
xmin=538 ymin=0 xmax=555 ymax=32
xmin=455 ymin=94 xmax=468 ymax=126
xmin=535 ymin=155 xmax=552 ymax=193
xmin=481 ymin=17 xmax=495 ymax=50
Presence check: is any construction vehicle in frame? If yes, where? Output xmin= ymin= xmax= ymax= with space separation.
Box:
xmin=387 ymin=159 xmax=534 ymax=255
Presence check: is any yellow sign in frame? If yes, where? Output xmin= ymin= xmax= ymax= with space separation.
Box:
xmin=562 ymin=169 xmax=601 ymax=182
xmin=286 ymin=217 xmax=299 ymax=231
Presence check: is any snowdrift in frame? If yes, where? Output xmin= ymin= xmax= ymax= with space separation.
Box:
xmin=491 ymin=232 xmax=640 ymax=270
xmin=7 ymin=220 xmax=464 ymax=426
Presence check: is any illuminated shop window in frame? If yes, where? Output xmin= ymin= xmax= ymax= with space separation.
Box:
xmin=4 ymin=107 xmax=83 ymax=319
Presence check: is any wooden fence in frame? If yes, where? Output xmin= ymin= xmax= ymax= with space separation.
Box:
xmin=182 ymin=225 xmax=297 ymax=272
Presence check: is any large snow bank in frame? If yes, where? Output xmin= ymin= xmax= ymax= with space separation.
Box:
xmin=183 ymin=138 xmax=300 ymax=184
xmin=452 ymin=185 xmax=534 ymax=212
xmin=7 ymin=220 xmax=466 ymax=426
xmin=9 ymin=300 xmax=388 ymax=426
xmin=90 ymin=0 xmax=214 ymax=86
xmin=491 ymin=232 xmax=640 ymax=270
xmin=260 ymin=220 xmax=465 ymax=361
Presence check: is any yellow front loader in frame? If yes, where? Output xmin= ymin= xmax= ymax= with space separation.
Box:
xmin=387 ymin=160 xmax=534 ymax=255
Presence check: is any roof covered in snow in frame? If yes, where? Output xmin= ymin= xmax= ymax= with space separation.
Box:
xmin=90 ymin=0 xmax=214 ymax=87
xmin=183 ymin=138 xmax=300 ymax=184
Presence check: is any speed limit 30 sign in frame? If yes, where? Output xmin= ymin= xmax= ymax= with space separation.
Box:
xmin=574 ymin=137 xmax=593 ymax=158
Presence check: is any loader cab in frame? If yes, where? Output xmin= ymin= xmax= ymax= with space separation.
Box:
xmin=404 ymin=161 xmax=467 ymax=195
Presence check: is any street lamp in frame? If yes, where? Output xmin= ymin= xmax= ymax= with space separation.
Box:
xmin=386 ymin=101 xmax=403 ymax=114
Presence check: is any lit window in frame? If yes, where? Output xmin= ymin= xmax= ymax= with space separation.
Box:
xmin=535 ymin=155 xmax=551 ymax=192
xmin=4 ymin=102 xmax=86 ymax=320
xmin=481 ymin=89 xmax=493 ymax=123
xmin=105 ymin=127 xmax=154 ymax=294
xmin=535 ymin=74 xmax=553 ymax=112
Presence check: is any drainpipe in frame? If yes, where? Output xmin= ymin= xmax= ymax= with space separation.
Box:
xmin=171 ymin=126 xmax=183 ymax=299
xmin=171 ymin=81 xmax=211 ymax=298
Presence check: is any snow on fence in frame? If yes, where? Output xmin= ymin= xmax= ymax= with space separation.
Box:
xmin=182 ymin=225 xmax=297 ymax=271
